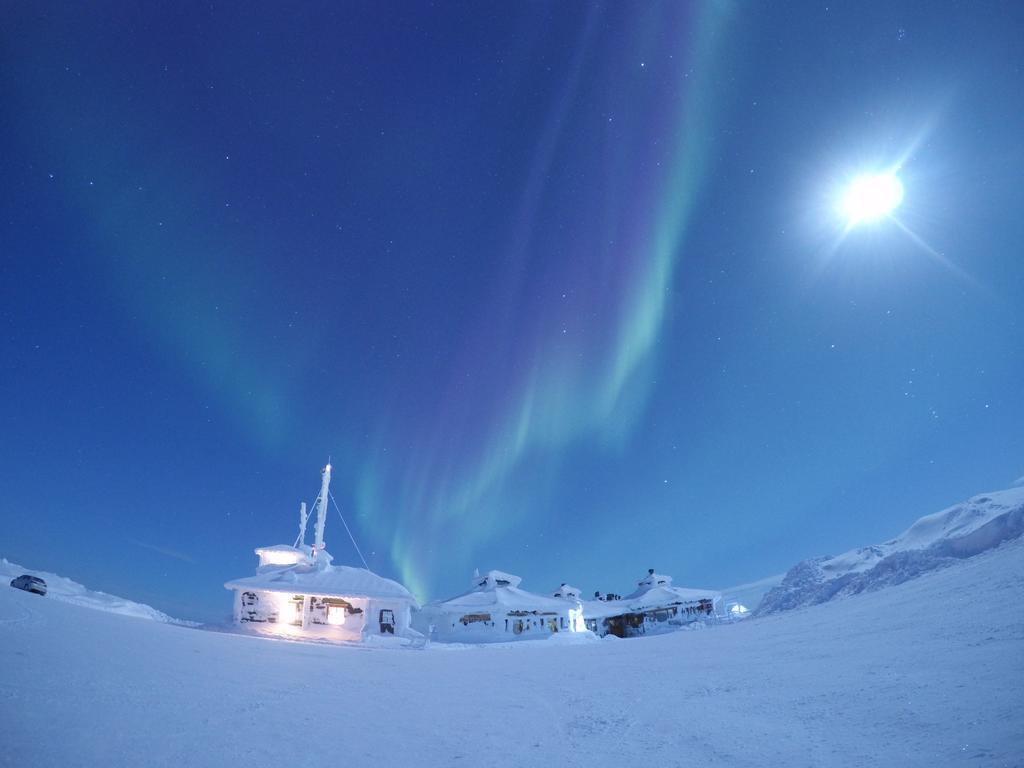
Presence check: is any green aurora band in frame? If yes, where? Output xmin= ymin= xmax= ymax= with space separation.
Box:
xmin=362 ymin=3 xmax=735 ymax=599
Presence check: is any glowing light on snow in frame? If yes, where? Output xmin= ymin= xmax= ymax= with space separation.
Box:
xmin=568 ymin=606 xmax=586 ymax=633
xmin=839 ymin=173 xmax=904 ymax=225
xmin=256 ymin=547 xmax=307 ymax=567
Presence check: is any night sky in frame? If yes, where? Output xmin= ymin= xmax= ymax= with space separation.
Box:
xmin=2 ymin=2 xmax=1022 ymax=623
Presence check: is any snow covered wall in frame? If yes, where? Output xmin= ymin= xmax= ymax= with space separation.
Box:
xmin=758 ymin=486 xmax=1024 ymax=615
xmin=0 ymin=557 xmax=190 ymax=624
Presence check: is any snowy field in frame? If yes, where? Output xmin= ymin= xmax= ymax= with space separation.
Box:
xmin=2 ymin=539 xmax=1022 ymax=767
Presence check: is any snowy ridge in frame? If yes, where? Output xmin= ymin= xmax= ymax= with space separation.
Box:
xmin=758 ymin=486 xmax=1024 ymax=615
xmin=0 ymin=557 xmax=192 ymax=625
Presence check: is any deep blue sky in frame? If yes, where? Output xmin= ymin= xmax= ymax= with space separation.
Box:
xmin=2 ymin=2 xmax=1022 ymax=623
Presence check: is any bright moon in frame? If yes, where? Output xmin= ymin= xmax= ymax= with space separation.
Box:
xmin=839 ymin=173 xmax=904 ymax=225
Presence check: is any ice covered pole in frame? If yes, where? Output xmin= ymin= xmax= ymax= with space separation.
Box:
xmin=313 ymin=462 xmax=331 ymax=555
xmin=295 ymin=502 xmax=308 ymax=548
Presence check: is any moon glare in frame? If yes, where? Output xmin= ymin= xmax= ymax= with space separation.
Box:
xmin=839 ymin=173 xmax=904 ymax=225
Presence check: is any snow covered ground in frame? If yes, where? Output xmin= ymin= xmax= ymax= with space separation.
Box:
xmin=2 ymin=537 xmax=1022 ymax=767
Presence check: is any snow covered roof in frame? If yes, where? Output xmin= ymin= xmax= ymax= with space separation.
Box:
xmin=629 ymin=584 xmax=719 ymax=609
xmin=225 ymin=562 xmax=418 ymax=606
xmin=471 ymin=570 xmax=522 ymax=589
xmin=428 ymin=587 xmax=575 ymax=614
xmin=425 ymin=570 xmax=579 ymax=615
xmin=552 ymin=583 xmax=582 ymax=599
xmin=583 ymin=580 xmax=721 ymax=620
xmin=632 ymin=569 xmax=673 ymax=592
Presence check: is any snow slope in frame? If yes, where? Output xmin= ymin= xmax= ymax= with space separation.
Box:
xmin=0 ymin=557 xmax=190 ymax=624
xmin=758 ymin=486 xmax=1024 ymax=616
xmin=2 ymin=537 xmax=1021 ymax=767
xmin=717 ymin=573 xmax=784 ymax=612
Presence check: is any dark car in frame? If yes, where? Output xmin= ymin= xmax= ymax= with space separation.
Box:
xmin=10 ymin=575 xmax=47 ymax=596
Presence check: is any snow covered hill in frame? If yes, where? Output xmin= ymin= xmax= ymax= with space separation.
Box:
xmin=758 ymin=486 xmax=1024 ymax=616
xmin=0 ymin=557 xmax=190 ymax=624
xmin=717 ymin=573 xmax=784 ymax=613
xmin=2 ymin=536 xmax=1022 ymax=767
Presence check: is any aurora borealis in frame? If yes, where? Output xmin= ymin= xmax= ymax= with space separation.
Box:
xmin=362 ymin=4 xmax=731 ymax=598
xmin=2 ymin=3 xmax=1023 ymax=621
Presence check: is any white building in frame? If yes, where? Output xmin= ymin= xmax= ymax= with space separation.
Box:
xmin=224 ymin=463 xmax=418 ymax=642
xmin=583 ymin=569 xmax=720 ymax=638
xmin=416 ymin=570 xmax=585 ymax=643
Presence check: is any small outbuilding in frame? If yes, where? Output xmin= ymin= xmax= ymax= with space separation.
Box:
xmin=583 ymin=569 xmax=720 ymax=638
xmin=416 ymin=570 xmax=586 ymax=643
xmin=224 ymin=463 xmax=418 ymax=643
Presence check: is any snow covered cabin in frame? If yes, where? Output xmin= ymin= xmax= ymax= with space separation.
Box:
xmin=583 ymin=569 xmax=721 ymax=638
xmin=415 ymin=570 xmax=586 ymax=643
xmin=224 ymin=463 xmax=418 ymax=642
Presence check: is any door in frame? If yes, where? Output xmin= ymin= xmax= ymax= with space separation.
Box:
xmin=379 ymin=608 xmax=395 ymax=634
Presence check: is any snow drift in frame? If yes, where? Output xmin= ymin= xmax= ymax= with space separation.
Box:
xmin=0 ymin=557 xmax=190 ymax=624
xmin=758 ymin=486 xmax=1024 ymax=615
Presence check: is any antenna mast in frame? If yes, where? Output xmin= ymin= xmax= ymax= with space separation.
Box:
xmin=313 ymin=462 xmax=331 ymax=557
xmin=294 ymin=502 xmax=308 ymax=548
